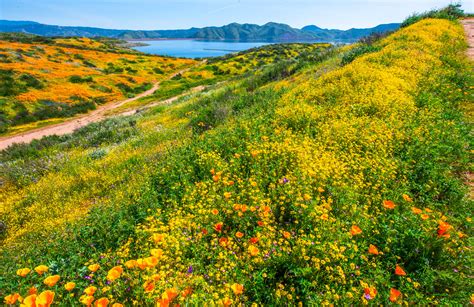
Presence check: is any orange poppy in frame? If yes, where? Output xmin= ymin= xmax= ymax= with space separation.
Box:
xmin=35 ymin=265 xmax=49 ymax=275
xmin=125 ymin=260 xmax=137 ymax=269
xmin=144 ymin=281 xmax=155 ymax=293
xmin=17 ymin=268 xmax=31 ymax=277
xmin=219 ymin=237 xmax=229 ymax=247
xmin=421 ymin=214 xmax=429 ymax=220
xmin=4 ymin=293 xmax=20 ymax=305
xmin=37 ymin=290 xmax=55 ymax=307
xmin=249 ymin=237 xmax=259 ymax=244
xmin=222 ymin=297 xmax=232 ymax=306
xmin=107 ymin=266 xmax=123 ymax=281
xmin=95 ymin=297 xmax=109 ymax=307
xmin=88 ymin=264 xmax=100 ymax=272
xmin=403 ymin=194 xmax=413 ymax=202
xmin=23 ymin=294 xmax=37 ymax=307
xmin=214 ymin=222 xmax=223 ymax=232
xmin=43 ymin=275 xmax=60 ymax=287
xmin=350 ymin=225 xmax=362 ymax=236
xmin=389 ymin=288 xmax=402 ymax=302
xmin=212 ymin=175 xmax=220 ymax=182
xmin=248 ymin=246 xmax=259 ymax=256
xmin=437 ymin=221 xmax=452 ymax=238
xmin=383 ymin=200 xmax=396 ymax=209
xmin=64 ymin=282 xmax=76 ymax=291
xmin=28 ymin=287 xmax=38 ymax=295
xmin=80 ymin=295 xmax=95 ymax=306
xmin=152 ymin=233 xmax=165 ymax=243
xmin=211 ymin=209 xmax=219 ymax=215
xmin=144 ymin=257 xmax=159 ymax=267
xmin=231 ymin=283 xmax=244 ymax=295
xmin=84 ymin=286 xmax=97 ymax=296
xmin=363 ymin=287 xmax=377 ymax=300
xmin=224 ymin=192 xmax=232 ymax=199
xmin=235 ymin=232 xmax=244 ymax=238
xmin=368 ymin=244 xmax=379 ymax=255
xmin=395 ymin=265 xmax=406 ymax=276
xmin=411 ymin=207 xmax=422 ymax=214
xmin=283 ymin=231 xmax=291 ymax=239
xmin=257 ymin=221 xmax=264 ymax=227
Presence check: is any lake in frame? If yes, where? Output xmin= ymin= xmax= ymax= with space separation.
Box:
xmin=131 ymin=40 xmax=271 ymax=58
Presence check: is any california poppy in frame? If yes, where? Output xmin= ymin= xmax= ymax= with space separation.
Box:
xmin=235 ymin=232 xmax=244 ymax=238
xmin=214 ymin=222 xmax=223 ymax=232
xmin=4 ymin=293 xmax=20 ymax=305
xmin=411 ymin=207 xmax=422 ymax=215
xmin=231 ymin=283 xmax=244 ymax=295
xmin=437 ymin=221 xmax=452 ymax=238
xmin=383 ymin=200 xmax=396 ymax=209
xmin=144 ymin=281 xmax=155 ymax=293
xmin=95 ymin=297 xmax=109 ymax=307
xmin=403 ymin=194 xmax=413 ymax=202
xmin=350 ymin=225 xmax=362 ymax=236
xmin=283 ymin=231 xmax=291 ymax=239
xmin=368 ymin=244 xmax=379 ymax=255
xmin=248 ymin=246 xmax=259 ymax=256
xmin=107 ymin=266 xmax=123 ymax=281
xmin=249 ymin=237 xmax=259 ymax=244
xmin=43 ymin=275 xmax=60 ymax=287
xmin=34 ymin=265 xmax=49 ymax=275
xmin=64 ymin=282 xmax=75 ymax=291
xmin=389 ymin=288 xmax=402 ymax=302
xmin=17 ymin=268 xmax=31 ymax=277
xmin=84 ymin=286 xmax=97 ymax=296
xmin=395 ymin=265 xmax=406 ymax=276
xmin=219 ymin=237 xmax=229 ymax=247
xmin=37 ymin=291 xmax=55 ymax=307
xmin=88 ymin=264 xmax=100 ymax=272
xmin=211 ymin=209 xmax=219 ymax=215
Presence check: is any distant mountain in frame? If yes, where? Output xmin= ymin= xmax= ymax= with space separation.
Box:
xmin=0 ymin=20 xmax=400 ymax=42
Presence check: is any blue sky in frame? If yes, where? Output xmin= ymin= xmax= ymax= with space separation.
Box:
xmin=0 ymin=0 xmax=472 ymax=30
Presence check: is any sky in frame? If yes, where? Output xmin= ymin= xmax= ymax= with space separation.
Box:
xmin=0 ymin=0 xmax=472 ymax=30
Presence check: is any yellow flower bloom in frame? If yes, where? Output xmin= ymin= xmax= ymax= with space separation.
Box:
xmin=16 ymin=268 xmax=31 ymax=277
xmin=64 ymin=282 xmax=76 ymax=291
xmin=36 ymin=290 xmax=55 ymax=307
xmin=88 ymin=264 xmax=100 ymax=272
xmin=84 ymin=286 xmax=97 ymax=296
xmin=34 ymin=265 xmax=49 ymax=275
xmin=43 ymin=275 xmax=60 ymax=287
xmin=94 ymin=297 xmax=109 ymax=307
xmin=107 ymin=266 xmax=123 ymax=281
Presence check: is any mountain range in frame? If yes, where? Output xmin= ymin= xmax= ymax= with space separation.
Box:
xmin=0 ymin=20 xmax=400 ymax=42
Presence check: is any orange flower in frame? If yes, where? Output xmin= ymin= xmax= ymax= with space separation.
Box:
xmin=283 ymin=231 xmax=291 ymax=239
xmin=152 ymin=233 xmax=165 ymax=243
xmin=151 ymin=249 xmax=163 ymax=258
xmin=28 ymin=287 xmax=38 ymax=295
xmin=214 ymin=222 xmax=223 ymax=232
xmin=212 ymin=175 xmax=220 ymax=182
xmin=235 ymin=231 xmax=244 ymax=238
xmin=249 ymin=237 xmax=259 ymax=244
xmin=80 ymin=294 xmax=95 ymax=306
xmin=395 ymin=265 xmax=407 ymax=276
xmin=64 ymin=282 xmax=76 ymax=291
xmin=320 ymin=213 xmax=329 ymax=220
xmin=4 ymin=293 xmax=20 ymax=305
xmin=368 ymin=244 xmax=379 ymax=255
xmin=222 ymin=297 xmax=232 ymax=306
xmin=37 ymin=290 xmax=55 ymax=307
xmin=421 ymin=214 xmax=429 ymax=220
xmin=107 ymin=266 xmax=123 ymax=281
xmin=84 ymin=286 xmax=97 ymax=296
xmin=224 ymin=192 xmax=232 ymax=199
xmin=23 ymin=294 xmax=37 ymax=307
xmin=35 ymin=265 xmax=49 ymax=275
xmin=363 ymin=287 xmax=377 ymax=300
xmin=136 ymin=259 xmax=148 ymax=270
xmin=44 ymin=275 xmax=60 ymax=287
xmin=16 ymin=268 xmax=31 ymax=277
xmin=389 ymin=288 xmax=402 ymax=302
xmin=159 ymin=288 xmax=178 ymax=306
xmin=125 ymin=260 xmax=137 ymax=269
xmin=88 ymin=264 xmax=100 ymax=272
xmin=181 ymin=287 xmax=193 ymax=298
xmin=437 ymin=221 xmax=452 ymax=238
xmin=219 ymin=237 xmax=229 ymax=247
xmin=403 ymin=194 xmax=413 ymax=202
xmin=350 ymin=225 xmax=362 ymax=236
xmin=112 ymin=304 xmax=123 ymax=307
xmin=231 ymin=283 xmax=244 ymax=295
xmin=94 ymin=297 xmax=109 ymax=307
xmin=248 ymin=245 xmax=259 ymax=256
xmin=211 ymin=209 xmax=219 ymax=215
xmin=144 ymin=256 xmax=159 ymax=267
xmin=383 ymin=200 xmax=396 ymax=209
xmin=257 ymin=221 xmax=264 ymax=227
xmin=144 ymin=281 xmax=155 ymax=293
xmin=411 ymin=207 xmax=422 ymax=214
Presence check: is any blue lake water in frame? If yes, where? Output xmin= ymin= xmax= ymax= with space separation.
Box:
xmin=131 ymin=40 xmax=272 ymax=58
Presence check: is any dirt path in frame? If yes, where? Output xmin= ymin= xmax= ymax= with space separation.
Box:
xmin=461 ymin=19 xmax=474 ymax=59
xmin=0 ymin=62 xmax=205 ymax=151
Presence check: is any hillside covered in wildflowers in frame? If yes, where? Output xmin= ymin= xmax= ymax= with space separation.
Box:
xmin=1 ymin=11 xmax=473 ymax=307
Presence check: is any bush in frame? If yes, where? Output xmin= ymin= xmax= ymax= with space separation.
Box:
xmin=69 ymin=75 xmax=93 ymax=83
xmin=401 ymin=4 xmax=465 ymax=28
xmin=341 ymin=44 xmax=382 ymax=65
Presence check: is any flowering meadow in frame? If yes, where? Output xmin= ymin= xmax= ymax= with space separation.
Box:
xmin=0 ymin=36 xmax=195 ymax=133
xmin=1 ymin=17 xmax=473 ymax=306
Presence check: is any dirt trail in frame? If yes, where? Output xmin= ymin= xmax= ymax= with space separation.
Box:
xmin=461 ymin=19 xmax=474 ymax=59
xmin=0 ymin=62 xmax=206 ymax=151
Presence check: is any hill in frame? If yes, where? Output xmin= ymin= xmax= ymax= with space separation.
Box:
xmin=0 ymin=20 xmax=400 ymax=42
xmin=0 ymin=12 xmax=472 ymax=306
xmin=0 ymin=35 xmax=195 ymax=134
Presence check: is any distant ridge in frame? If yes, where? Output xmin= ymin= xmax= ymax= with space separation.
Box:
xmin=0 ymin=20 xmax=400 ymax=42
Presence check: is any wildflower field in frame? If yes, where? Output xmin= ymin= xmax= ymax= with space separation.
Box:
xmin=1 ymin=16 xmax=473 ymax=306
xmin=0 ymin=35 xmax=195 ymax=133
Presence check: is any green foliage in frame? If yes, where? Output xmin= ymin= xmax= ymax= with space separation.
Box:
xmin=68 ymin=75 xmax=93 ymax=83
xmin=341 ymin=44 xmax=382 ymax=65
xmin=401 ymin=4 xmax=465 ymax=28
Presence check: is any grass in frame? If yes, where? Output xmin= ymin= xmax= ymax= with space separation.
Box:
xmin=0 ymin=16 xmax=472 ymax=306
